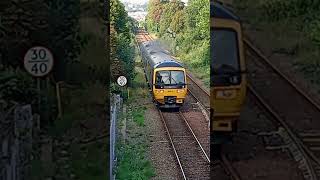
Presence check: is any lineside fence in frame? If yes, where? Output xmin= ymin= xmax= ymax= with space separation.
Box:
xmin=110 ymin=94 xmax=121 ymax=180
xmin=0 ymin=103 xmax=36 ymax=180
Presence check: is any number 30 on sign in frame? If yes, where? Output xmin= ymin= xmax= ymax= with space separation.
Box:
xmin=24 ymin=46 xmax=54 ymax=77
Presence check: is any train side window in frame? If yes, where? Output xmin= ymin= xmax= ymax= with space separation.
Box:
xmin=211 ymin=28 xmax=241 ymax=86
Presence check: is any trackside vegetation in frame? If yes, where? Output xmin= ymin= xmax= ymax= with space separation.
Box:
xmin=234 ymin=0 xmax=320 ymax=88
xmin=116 ymin=68 xmax=155 ymax=179
xmin=110 ymin=0 xmax=137 ymax=87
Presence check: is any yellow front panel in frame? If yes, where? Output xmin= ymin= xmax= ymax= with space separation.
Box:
xmin=211 ymin=84 xmax=246 ymax=115
xmin=153 ymin=67 xmax=187 ymax=104
xmin=211 ymin=17 xmax=247 ymax=132
xmin=154 ymin=89 xmax=187 ymax=104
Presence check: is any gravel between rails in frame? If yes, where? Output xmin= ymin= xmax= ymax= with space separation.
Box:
xmin=187 ymin=75 xmax=210 ymax=110
xmin=161 ymin=111 xmax=210 ymax=179
xmin=222 ymin=92 xmax=304 ymax=180
xmin=181 ymin=94 xmax=210 ymax=158
xmin=145 ymin=104 xmax=181 ymax=180
xmin=247 ymin=49 xmax=320 ymax=133
xmin=212 ymin=161 xmax=232 ymax=180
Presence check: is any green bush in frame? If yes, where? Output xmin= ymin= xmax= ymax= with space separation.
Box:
xmin=0 ymin=68 xmax=37 ymax=104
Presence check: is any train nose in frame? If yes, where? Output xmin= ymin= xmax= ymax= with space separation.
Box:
xmin=165 ymin=96 xmax=177 ymax=104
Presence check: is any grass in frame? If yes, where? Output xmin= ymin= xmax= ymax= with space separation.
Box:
xmin=70 ymin=142 xmax=107 ymax=180
xmin=234 ymin=0 xmax=320 ymax=91
xmin=116 ymin=106 xmax=155 ymax=180
xmin=132 ymin=106 xmax=147 ymax=127
xmin=116 ymin=144 xmax=155 ymax=180
xmin=30 ymin=159 xmax=55 ymax=180
xmin=115 ymin=46 xmax=155 ymax=179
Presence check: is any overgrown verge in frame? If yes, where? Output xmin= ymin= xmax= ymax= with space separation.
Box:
xmin=234 ymin=0 xmax=320 ymax=89
xmin=116 ymin=105 xmax=154 ymax=180
xmin=115 ymin=66 xmax=155 ymax=179
xmin=29 ymin=2 xmax=108 ymax=179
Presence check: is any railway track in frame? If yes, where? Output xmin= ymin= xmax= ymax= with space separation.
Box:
xmin=185 ymin=75 xmax=211 ymax=130
xmin=245 ymin=38 xmax=320 ymax=180
xmin=141 ymin=30 xmax=211 ymax=122
xmin=136 ymin=29 xmax=211 ymax=179
xmin=158 ymin=110 xmax=210 ymax=179
xmin=212 ymin=154 xmax=242 ymax=180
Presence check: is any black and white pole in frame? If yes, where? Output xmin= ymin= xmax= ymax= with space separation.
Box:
xmin=117 ymin=76 xmax=128 ymax=99
xmin=24 ymin=46 xmax=54 ymax=119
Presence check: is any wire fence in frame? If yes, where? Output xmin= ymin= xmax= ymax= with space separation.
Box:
xmin=110 ymin=94 xmax=121 ymax=180
xmin=0 ymin=103 xmax=34 ymax=180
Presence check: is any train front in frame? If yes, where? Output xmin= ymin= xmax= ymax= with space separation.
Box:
xmin=153 ymin=66 xmax=187 ymax=108
xmin=211 ymin=2 xmax=247 ymax=144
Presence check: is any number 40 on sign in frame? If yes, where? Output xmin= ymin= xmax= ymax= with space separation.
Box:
xmin=24 ymin=46 xmax=54 ymax=77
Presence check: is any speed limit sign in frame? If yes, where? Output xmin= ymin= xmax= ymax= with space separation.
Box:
xmin=24 ymin=46 xmax=54 ymax=77
xmin=117 ymin=76 xmax=127 ymax=87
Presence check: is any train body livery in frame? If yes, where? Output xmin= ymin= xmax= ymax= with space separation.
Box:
xmin=140 ymin=40 xmax=187 ymax=108
xmin=211 ymin=2 xmax=247 ymax=144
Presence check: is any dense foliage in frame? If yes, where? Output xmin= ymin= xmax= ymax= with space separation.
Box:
xmin=0 ymin=0 xmax=81 ymax=80
xmin=257 ymin=0 xmax=320 ymax=46
xmin=0 ymin=68 xmax=37 ymax=105
xmin=110 ymin=0 xmax=135 ymax=85
xmin=235 ymin=0 xmax=320 ymax=86
xmin=0 ymin=0 xmax=81 ymax=106
xmin=146 ymin=0 xmax=210 ymax=71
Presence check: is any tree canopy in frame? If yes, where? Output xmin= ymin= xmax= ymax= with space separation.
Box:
xmin=146 ymin=0 xmax=210 ymax=68
xmin=110 ymin=0 xmax=135 ymax=84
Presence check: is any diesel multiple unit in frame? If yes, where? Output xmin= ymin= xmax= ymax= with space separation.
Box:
xmin=211 ymin=2 xmax=247 ymax=144
xmin=140 ymin=40 xmax=187 ymax=109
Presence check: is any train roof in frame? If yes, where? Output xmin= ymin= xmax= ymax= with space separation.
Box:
xmin=141 ymin=41 xmax=183 ymax=69
xmin=210 ymin=2 xmax=240 ymax=21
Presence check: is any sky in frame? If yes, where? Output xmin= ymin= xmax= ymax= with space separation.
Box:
xmin=120 ymin=0 xmax=188 ymax=5
xmin=120 ymin=0 xmax=148 ymax=4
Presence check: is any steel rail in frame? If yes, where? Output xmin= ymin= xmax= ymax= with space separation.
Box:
xmin=187 ymin=89 xmax=210 ymax=115
xmin=244 ymin=37 xmax=320 ymax=167
xmin=244 ymin=38 xmax=320 ymax=113
xmin=145 ymin=31 xmax=211 ymax=99
xmin=179 ymin=112 xmax=210 ymax=163
xmin=158 ymin=109 xmax=187 ymax=180
xmin=220 ymin=153 xmax=242 ymax=180
xmin=247 ymin=84 xmax=318 ymax=180
xmin=186 ymin=74 xmax=210 ymax=96
xmin=143 ymin=31 xmax=210 ymax=115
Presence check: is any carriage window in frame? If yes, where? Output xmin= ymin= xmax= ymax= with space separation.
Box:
xmin=211 ymin=29 xmax=240 ymax=73
xmin=155 ymin=70 xmax=185 ymax=88
xmin=211 ymin=28 xmax=241 ymax=86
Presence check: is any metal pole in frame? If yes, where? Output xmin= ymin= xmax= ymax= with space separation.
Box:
xmin=56 ymin=82 xmax=62 ymax=119
xmin=37 ymin=79 xmax=41 ymax=114
xmin=128 ymin=88 xmax=130 ymax=99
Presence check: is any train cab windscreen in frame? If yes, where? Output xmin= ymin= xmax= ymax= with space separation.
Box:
xmin=155 ymin=70 xmax=185 ymax=89
xmin=211 ymin=29 xmax=241 ymax=86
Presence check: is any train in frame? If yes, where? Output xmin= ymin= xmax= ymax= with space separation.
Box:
xmin=211 ymin=1 xmax=247 ymax=144
xmin=139 ymin=40 xmax=188 ymax=109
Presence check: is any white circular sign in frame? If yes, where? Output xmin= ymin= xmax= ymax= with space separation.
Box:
xmin=117 ymin=76 xmax=127 ymax=86
xmin=24 ymin=46 xmax=54 ymax=77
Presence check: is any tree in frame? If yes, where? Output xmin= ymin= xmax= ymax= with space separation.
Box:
xmin=110 ymin=0 xmax=135 ymax=84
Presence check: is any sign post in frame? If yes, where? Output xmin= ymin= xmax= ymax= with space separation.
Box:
xmin=24 ymin=46 xmax=54 ymax=122
xmin=117 ymin=76 xmax=128 ymax=99
xmin=24 ymin=46 xmax=54 ymax=77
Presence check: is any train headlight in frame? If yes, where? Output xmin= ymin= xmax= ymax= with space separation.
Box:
xmin=156 ymin=90 xmax=164 ymax=93
xmin=177 ymin=89 xmax=184 ymax=93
